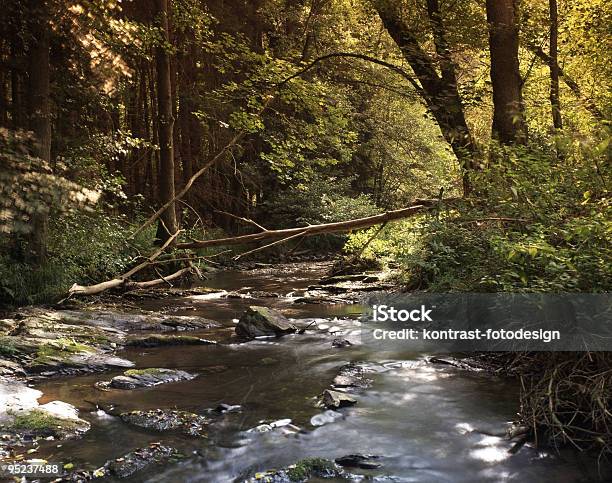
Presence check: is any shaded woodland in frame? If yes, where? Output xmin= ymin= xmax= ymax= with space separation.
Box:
xmin=0 ymin=0 xmax=610 ymax=461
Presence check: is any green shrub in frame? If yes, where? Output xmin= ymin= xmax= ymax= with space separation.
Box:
xmin=0 ymin=210 xmax=155 ymax=306
xmin=345 ymin=135 xmax=611 ymax=293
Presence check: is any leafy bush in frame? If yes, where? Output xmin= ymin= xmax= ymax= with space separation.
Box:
xmin=345 ymin=135 xmax=611 ymax=293
xmin=258 ymin=175 xmax=379 ymax=251
xmin=0 ymin=210 xmax=155 ymax=306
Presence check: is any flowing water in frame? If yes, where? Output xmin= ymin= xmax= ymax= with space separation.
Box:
xmin=34 ymin=263 xmax=607 ymax=482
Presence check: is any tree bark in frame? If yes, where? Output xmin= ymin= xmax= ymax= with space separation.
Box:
xmin=178 ymin=36 xmax=199 ymax=200
xmin=26 ymin=0 xmax=51 ymax=265
xmin=10 ymin=39 xmax=24 ymax=130
xmin=486 ymin=0 xmax=527 ymax=144
xmin=371 ymin=1 xmax=475 ymax=194
xmin=155 ymin=0 xmax=178 ymax=242
xmin=549 ymin=0 xmax=562 ymax=130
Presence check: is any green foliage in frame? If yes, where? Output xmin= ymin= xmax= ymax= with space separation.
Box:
xmin=0 ymin=129 xmax=99 ymax=236
xmin=260 ymin=175 xmax=378 ymax=228
xmin=0 ymin=209 xmax=155 ymax=306
xmin=346 ymin=134 xmax=611 ymax=293
xmin=286 ymin=458 xmax=338 ymax=482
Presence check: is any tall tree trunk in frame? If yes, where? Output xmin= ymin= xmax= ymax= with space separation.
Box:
xmin=27 ymin=0 xmax=51 ymax=265
xmin=549 ymin=0 xmax=562 ymax=130
xmin=10 ymin=40 xmax=24 ymax=130
xmin=485 ymin=0 xmax=527 ymax=144
xmin=154 ymin=0 xmax=178 ymax=241
xmin=0 ymin=36 xmax=7 ymax=128
xmin=371 ymin=0 xmax=475 ymax=194
xmin=178 ymin=38 xmax=201 ymax=205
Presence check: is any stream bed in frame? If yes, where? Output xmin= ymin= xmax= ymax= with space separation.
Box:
xmin=31 ymin=262 xmax=607 ymax=482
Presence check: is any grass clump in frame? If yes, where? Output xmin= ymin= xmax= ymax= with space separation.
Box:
xmin=8 ymin=409 xmax=83 ymax=436
xmin=124 ymin=368 xmax=166 ymax=377
xmin=31 ymin=338 xmax=95 ymax=367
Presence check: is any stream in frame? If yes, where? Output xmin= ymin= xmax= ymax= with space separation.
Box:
xmin=32 ymin=262 xmax=606 ymax=482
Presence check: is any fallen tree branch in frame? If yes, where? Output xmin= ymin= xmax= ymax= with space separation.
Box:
xmin=176 ymin=198 xmax=455 ymax=251
xmin=69 ymin=230 xmax=183 ymax=296
xmin=129 ymin=266 xmax=193 ymax=289
xmin=215 ymin=209 xmax=268 ymax=232
xmin=68 ymin=199 xmax=453 ymax=297
xmin=233 ymin=230 xmax=308 ymax=260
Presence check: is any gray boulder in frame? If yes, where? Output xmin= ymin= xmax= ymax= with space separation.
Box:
xmin=236 ymin=306 xmax=297 ymax=339
xmin=322 ymin=389 xmax=356 ymax=409
xmin=102 ymin=368 xmax=195 ymax=390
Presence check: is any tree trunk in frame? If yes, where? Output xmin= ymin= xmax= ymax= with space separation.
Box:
xmin=485 ymin=0 xmax=527 ymax=144
xmin=154 ymin=0 xmax=178 ymax=242
xmin=178 ymin=38 xmax=199 ymax=201
xmin=525 ymin=43 xmax=603 ymax=122
xmin=27 ymin=0 xmax=51 ymax=265
xmin=549 ymin=0 xmax=562 ymax=130
xmin=10 ymin=40 xmax=24 ymax=130
xmin=0 ymin=49 xmax=7 ymax=127
xmin=371 ymin=1 xmax=475 ymax=194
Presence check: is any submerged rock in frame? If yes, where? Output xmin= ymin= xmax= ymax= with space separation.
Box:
xmin=120 ymin=409 xmax=209 ymax=437
xmin=104 ymin=443 xmax=182 ymax=479
xmin=247 ymin=458 xmax=345 ymax=482
xmin=100 ymin=368 xmax=195 ymax=390
xmin=58 ymin=444 xmax=184 ymax=480
xmin=126 ymin=334 xmax=217 ymax=347
xmin=214 ymin=403 xmax=242 ymax=413
xmin=235 ymin=306 xmax=297 ymax=339
xmin=332 ymin=363 xmax=373 ymax=390
xmin=321 ymin=389 xmax=357 ymax=409
xmin=335 ymin=454 xmax=382 ymax=469
xmin=332 ymin=338 xmax=353 ymax=348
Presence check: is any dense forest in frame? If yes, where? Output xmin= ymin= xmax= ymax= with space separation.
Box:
xmin=0 ymin=0 xmax=610 ymax=480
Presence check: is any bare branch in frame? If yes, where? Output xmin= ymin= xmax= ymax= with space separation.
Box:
xmin=215 ymin=209 xmax=268 ymax=232
xmin=277 ymin=52 xmax=424 ymax=95
xmin=233 ymin=230 xmax=308 ymax=260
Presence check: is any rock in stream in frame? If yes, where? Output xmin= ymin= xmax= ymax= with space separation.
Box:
xmin=120 ymin=409 xmax=209 ymax=437
xmin=235 ymin=306 xmax=297 ymax=339
xmin=321 ymin=389 xmax=357 ymax=409
xmin=99 ymin=368 xmax=195 ymax=390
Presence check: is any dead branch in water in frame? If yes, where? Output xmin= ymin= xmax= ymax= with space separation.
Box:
xmin=68 ymin=230 xmax=183 ymax=296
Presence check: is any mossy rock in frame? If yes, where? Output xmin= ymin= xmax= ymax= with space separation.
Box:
xmin=236 ymin=306 xmax=297 ymax=339
xmin=103 ymin=368 xmax=196 ymax=389
xmin=120 ymin=409 xmax=209 ymax=437
xmin=286 ymin=458 xmax=342 ymax=481
xmin=250 ymin=458 xmax=344 ymax=482
xmin=5 ymin=409 xmax=89 ymax=438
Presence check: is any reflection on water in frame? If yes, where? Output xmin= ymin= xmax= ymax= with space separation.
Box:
xmin=34 ymin=263 xmax=608 ymax=482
